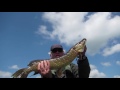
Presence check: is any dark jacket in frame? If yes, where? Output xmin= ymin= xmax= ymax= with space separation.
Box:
xmin=50 ymin=56 xmax=91 ymax=78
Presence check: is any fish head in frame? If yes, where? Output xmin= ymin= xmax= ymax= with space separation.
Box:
xmin=74 ymin=38 xmax=86 ymax=53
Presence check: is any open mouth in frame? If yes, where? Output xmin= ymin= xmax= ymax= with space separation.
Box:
xmin=56 ymin=55 xmax=60 ymax=57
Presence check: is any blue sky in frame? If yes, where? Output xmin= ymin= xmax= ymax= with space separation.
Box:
xmin=0 ymin=12 xmax=120 ymax=78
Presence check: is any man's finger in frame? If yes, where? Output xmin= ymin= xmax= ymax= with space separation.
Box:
xmin=37 ymin=62 xmax=40 ymax=70
xmin=46 ymin=60 xmax=50 ymax=69
xmin=40 ymin=61 xmax=44 ymax=69
xmin=43 ymin=60 xmax=48 ymax=70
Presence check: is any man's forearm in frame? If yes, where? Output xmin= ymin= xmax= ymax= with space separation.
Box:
xmin=77 ymin=56 xmax=91 ymax=78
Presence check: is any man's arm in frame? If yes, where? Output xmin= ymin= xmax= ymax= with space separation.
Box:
xmin=70 ymin=56 xmax=90 ymax=78
xmin=77 ymin=55 xmax=91 ymax=78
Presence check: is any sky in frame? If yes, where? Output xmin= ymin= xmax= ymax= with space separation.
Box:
xmin=0 ymin=12 xmax=120 ymax=78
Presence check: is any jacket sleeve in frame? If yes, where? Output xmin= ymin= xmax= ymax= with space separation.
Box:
xmin=77 ymin=56 xmax=91 ymax=78
xmin=70 ymin=56 xmax=91 ymax=78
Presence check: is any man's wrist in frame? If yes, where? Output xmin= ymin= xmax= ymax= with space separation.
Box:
xmin=77 ymin=55 xmax=87 ymax=64
xmin=77 ymin=54 xmax=87 ymax=60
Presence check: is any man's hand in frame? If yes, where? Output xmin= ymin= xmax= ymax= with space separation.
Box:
xmin=78 ymin=45 xmax=87 ymax=59
xmin=82 ymin=45 xmax=87 ymax=56
xmin=37 ymin=60 xmax=52 ymax=78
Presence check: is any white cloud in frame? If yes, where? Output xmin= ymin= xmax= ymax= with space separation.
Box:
xmin=89 ymin=65 xmax=106 ymax=78
xmin=36 ymin=25 xmax=53 ymax=39
xmin=116 ymin=61 xmax=120 ymax=65
xmin=113 ymin=75 xmax=120 ymax=78
xmin=0 ymin=70 xmax=12 ymax=78
xmin=103 ymin=44 xmax=120 ymax=56
xmin=112 ymin=40 xmax=118 ymax=45
xmin=9 ymin=65 xmax=20 ymax=70
xmin=101 ymin=62 xmax=111 ymax=66
xmin=36 ymin=12 xmax=120 ymax=56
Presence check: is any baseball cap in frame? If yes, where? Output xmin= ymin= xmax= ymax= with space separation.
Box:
xmin=50 ymin=44 xmax=63 ymax=51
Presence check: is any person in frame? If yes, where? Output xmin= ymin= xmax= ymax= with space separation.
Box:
xmin=37 ymin=44 xmax=91 ymax=78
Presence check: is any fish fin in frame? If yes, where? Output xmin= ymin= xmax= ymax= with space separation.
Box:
xmin=27 ymin=60 xmax=43 ymax=66
xmin=12 ymin=68 xmax=28 ymax=78
xmin=20 ymin=72 xmax=29 ymax=78
xmin=12 ymin=68 xmax=25 ymax=78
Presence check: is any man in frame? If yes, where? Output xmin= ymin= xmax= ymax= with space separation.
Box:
xmin=37 ymin=44 xmax=91 ymax=78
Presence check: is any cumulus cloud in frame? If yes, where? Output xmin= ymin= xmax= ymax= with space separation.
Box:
xmin=0 ymin=70 xmax=12 ymax=78
xmin=101 ymin=62 xmax=111 ymax=66
xmin=103 ymin=44 xmax=120 ymax=56
xmin=116 ymin=61 xmax=120 ymax=65
xmin=36 ymin=12 xmax=120 ymax=56
xmin=89 ymin=65 xmax=106 ymax=78
xmin=9 ymin=65 xmax=20 ymax=70
xmin=113 ymin=75 xmax=120 ymax=78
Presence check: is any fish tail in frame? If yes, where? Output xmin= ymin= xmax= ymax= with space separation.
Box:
xmin=12 ymin=68 xmax=28 ymax=78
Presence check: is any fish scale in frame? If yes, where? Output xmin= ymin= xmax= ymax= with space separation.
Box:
xmin=12 ymin=38 xmax=86 ymax=78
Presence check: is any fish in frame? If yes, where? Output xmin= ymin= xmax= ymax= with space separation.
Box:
xmin=11 ymin=38 xmax=87 ymax=78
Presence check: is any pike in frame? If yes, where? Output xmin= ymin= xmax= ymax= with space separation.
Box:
xmin=12 ymin=38 xmax=87 ymax=78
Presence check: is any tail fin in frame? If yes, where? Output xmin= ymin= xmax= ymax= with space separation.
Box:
xmin=12 ymin=68 xmax=28 ymax=78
